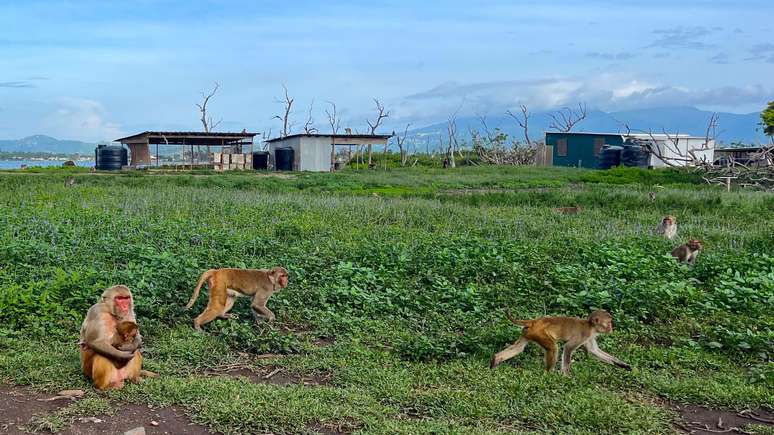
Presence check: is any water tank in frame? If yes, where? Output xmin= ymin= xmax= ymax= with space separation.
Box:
xmin=252 ymin=151 xmax=269 ymax=170
xmin=598 ymin=145 xmax=623 ymax=169
xmin=95 ymin=145 xmax=126 ymax=171
xmin=274 ymin=148 xmax=294 ymax=171
xmin=621 ymin=144 xmax=649 ymax=167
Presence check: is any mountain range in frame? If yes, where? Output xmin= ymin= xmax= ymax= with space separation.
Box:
xmin=0 ymin=135 xmax=95 ymax=154
xmin=408 ymin=106 xmax=767 ymax=146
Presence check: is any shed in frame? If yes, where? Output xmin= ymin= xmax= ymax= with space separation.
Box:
xmin=115 ymin=131 xmax=256 ymax=167
xmin=265 ymin=134 xmax=392 ymax=172
xmin=545 ymin=132 xmax=715 ymax=169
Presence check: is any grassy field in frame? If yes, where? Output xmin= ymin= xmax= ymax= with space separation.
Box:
xmin=0 ymin=166 xmax=772 ymax=434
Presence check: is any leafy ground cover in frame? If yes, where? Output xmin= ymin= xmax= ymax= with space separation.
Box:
xmin=0 ymin=166 xmax=772 ymax=434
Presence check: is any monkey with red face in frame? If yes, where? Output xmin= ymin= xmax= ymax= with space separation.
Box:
xmin=79 ymin=285 xmax=156 ymax=390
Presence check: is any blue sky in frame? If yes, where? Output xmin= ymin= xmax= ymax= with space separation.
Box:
xmin=1 ymin=0 xmax=772 ymax=141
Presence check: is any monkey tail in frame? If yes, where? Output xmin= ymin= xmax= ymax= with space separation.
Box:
xmin=185 ymin=270 xmax=214 ymax=309
xmin=505 ymin=311 xmax=533 ymax=327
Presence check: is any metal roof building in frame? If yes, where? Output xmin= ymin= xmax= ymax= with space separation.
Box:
xmin=545 ymin=131 xmax=715 ymax=169
xmin=115 ymin=131 xmax=256 ymax=167
xmin=265 ymin=133 xmax=392 ymax=172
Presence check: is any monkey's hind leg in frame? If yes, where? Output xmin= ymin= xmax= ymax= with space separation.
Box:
xmin=90 ymin=355 xmax=119 ymax=391
xmin=193 ymin=284 xmax=228 ymax=330
xmin=218 ymin=291 xmax=238 ymax=319
xmin=490 ymin=337 xmax=529 ymax=368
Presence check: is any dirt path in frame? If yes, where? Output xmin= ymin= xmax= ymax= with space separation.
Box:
xmin=0 ymin=385 xmax=211 ymax=435
xmin=671 ymin=402 xmax=774 ymax=434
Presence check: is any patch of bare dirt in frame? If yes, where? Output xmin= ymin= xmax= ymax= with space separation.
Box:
xmin=60 ymin=403 xmax=211 ymax=435
xmin=671 ymin=403 xmax=774 ymax=434
xmin=0 ymin=385 xmax=211 ymax=435
xmin=206 ymin=366 xmax=331 ymax=387
xmin=0 ymin=386 xmax=72 ymax=434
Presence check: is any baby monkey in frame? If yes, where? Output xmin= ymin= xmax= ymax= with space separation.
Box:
xmin=113 ymin=321 xmax=142 ymax=352
xmin=671 ymin=239 xmax=703 ymax=265
xmin=490 ymin=309 xmax=631 ymax=375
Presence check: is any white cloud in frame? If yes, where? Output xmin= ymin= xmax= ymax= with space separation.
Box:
xmin=43 ymin=97 xmax=124 ymax=142
xmin=392 ymin=74 xmax=770 ymax=123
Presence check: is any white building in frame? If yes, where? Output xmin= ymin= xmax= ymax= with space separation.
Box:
xmin=265 ymin=134 xmax=392 ymax=172
xmin=627 ymin=133 xmax=715 ymax=168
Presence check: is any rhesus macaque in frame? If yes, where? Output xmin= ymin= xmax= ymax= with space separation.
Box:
xmin=555 ymin=205 xmax=582 ymax=214
xmin=65 ymin=176 xmax=76 ymax=187
xmin=79 ymin=285 xmax=156 ymax=390
xmin=655 ymin=215 xmax=677 ymax=240
xmin=671 ymin=239 xmax=703 ymax=265
xmin=185 ymin=267 xmax=290 ymax=330
xmin=113 ymin=321 xmax=142 ymax=352
xmin=648 ymin=192 xmax=656 ymax=202
xmin=490 ymin=310 xmax=631 ymax=375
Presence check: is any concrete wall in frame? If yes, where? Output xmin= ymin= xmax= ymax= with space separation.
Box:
xmin=268 ymin=136 xmax=332 ymax=172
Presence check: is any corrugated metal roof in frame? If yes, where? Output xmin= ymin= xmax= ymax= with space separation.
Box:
xmin=545 ymin=131 xmax=707 ymax=140
xmin=115 ymin=131 xmax=257 ymax=142
xmin=265 ymin=133 xmax=393 ymax=143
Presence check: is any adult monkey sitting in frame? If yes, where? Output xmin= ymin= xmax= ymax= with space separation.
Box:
xmin=79 ymin=285 xmax=156 ymax=390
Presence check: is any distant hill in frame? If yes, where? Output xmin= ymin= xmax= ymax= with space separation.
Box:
xmin=409 ymin=106 xmax=766 ymax=146
xmin=0 ymin=135 xmax=95 ymax=154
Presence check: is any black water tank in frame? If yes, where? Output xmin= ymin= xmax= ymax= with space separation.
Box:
xmin=95 ymin=145 xmax=126 ymax=170
xmin=598 ymin=145 xmax=623 ymax=169
xmin=621 ymin=144 xmax=649 ymax=167
xmin=252 ymin=151 xmax=269 ymax=170
xmin=274 ymin=148 xmax=294 ymax=171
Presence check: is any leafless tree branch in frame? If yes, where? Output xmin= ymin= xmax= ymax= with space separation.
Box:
xmin=548 ymin=102 xmax=588 ymax=132
xmin=273 ymin=84 xmax=295 ymax=137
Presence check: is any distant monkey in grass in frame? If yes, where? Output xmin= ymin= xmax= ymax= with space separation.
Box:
xmin=555 ymin=205 xmax=582 ymax=214
xmin=185 ymin=267 xmax=289 ymax=330
xmin=648 ymin=192 xmax=656 ymax=202
xmin=490 ymin=310 xmax=631 ymax=375
xmin=655 ymin=215 xmax=677 ymax=240
xmin=671 ymin=239 xmax=703 ymax=265
xmin=65 ymin=176 xmax=76 ymax=187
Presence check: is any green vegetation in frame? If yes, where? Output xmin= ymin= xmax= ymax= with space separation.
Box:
xmin=0 ymin=166 xmax=772 ymax=434
xmin=762 ymin=100 xmax=774 ymax=139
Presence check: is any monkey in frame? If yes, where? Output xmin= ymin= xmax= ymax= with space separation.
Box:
xmin=555 ymin=205 xmax=582 ymax=214
xmin=345 ymin=127 xmax=352 ymax=134
xmin=79 ymin=285 xmax=156 ymax=390
xmin=113 ymin=321 xmax=142 ymax=352
xmin=490 ymin=310 xmax=631 ymax=375
xmin=65 ymin=176 xmax=76 ymax=187
xmin=671 ymin=239 xmax=703 ymax=265
xmin=648 ymin=192 xmax=656 ymax=202
xmin=655 ymin=215 xmax=677 ymax=240
xmin=185 ymin=266 xmax=290 ymax=331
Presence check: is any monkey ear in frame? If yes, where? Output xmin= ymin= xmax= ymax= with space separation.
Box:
xmin=268 ymin=270 xmax=277 ymax=284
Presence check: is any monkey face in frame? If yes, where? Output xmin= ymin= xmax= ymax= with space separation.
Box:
xmin=662 ymin=216 xmax=675 ymax=226
xmin=590 ymin=310 xmax=614 ymax=333
xmin=687 ymin=239 xmax=703 ymax=250
xmin=114 ymin=295 xmax=132 ymax=315
xmin=271 ymin=267 xmax=290 ymax=289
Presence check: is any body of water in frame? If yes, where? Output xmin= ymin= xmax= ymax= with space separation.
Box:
xmin=0 ymin=160 xmax=94 ymax=169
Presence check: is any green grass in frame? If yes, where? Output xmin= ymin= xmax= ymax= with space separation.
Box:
xmin=0 ymin=166 xmax=772 ymax=434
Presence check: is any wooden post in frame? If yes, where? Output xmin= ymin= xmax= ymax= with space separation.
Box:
xmin=156 ymin=143 xmax=159 ymax=168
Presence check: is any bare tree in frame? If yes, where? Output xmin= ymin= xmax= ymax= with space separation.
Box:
xmin=395 ymin=124 xmax=411 ymax=167
xmin=273 ymin=84 xmax=294 ymax=138
xmin=325 ymin=101 xmax=340 ymax=135
xmin=196 ymin=82 xmax=222 ymax=158
xmin=197 ymin=82 xmax=222 ymax=133
xmin=506 ymin=104 xmax=532 ymax=146
xmin=549 ymin=103 xmax=588 ymax=132
xmin=303 ymin=99 xmax=318 ymax=134
xmin=446 ymin=117 xmax=458 ymax=168
xmin=366 ymin=98 xmax=389 ymax=168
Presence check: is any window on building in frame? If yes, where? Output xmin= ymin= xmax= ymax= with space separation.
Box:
xmin=557 ymin=138 xmax=568 ymax=156
xmin=594 ymin=137 xmax=605 ymax=156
